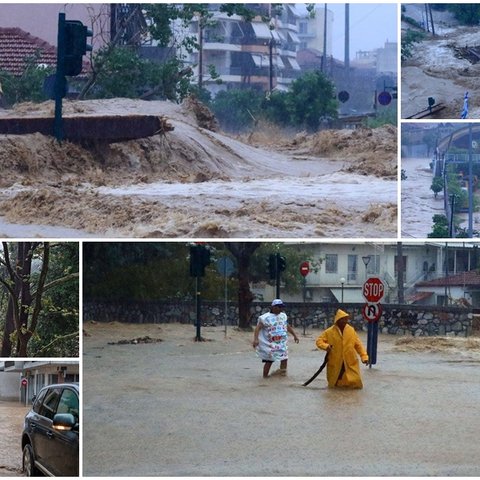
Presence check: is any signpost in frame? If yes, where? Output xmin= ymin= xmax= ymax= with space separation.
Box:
xmin=362 ymin=277 xmax=385 ymax=367
xmin=216 ymin=257 xmax=235 ymax=336
xmin=299 ymin=261 xmax=310 ymax=335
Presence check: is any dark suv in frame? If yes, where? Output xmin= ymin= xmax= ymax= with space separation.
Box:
xmin=22 ymin=383 xmax=79 ymax=476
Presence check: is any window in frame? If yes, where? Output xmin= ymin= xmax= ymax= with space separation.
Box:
xmin=39 ymin=387 xmax=62 ymax=420
xmin=348 ymin=255 xmax=357 ymax=282
xmin=325 ymin=254 xmax=338 ymax=273
xmin=32 ymin=388 xmax=48 ymax=414
xmin=57 ymin=389 xmax=79 ymax=421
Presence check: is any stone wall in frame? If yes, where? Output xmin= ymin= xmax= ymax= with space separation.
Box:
xmin=83 ymin=301 xmax=474 ymax=337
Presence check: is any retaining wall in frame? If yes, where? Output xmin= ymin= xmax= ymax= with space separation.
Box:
xmin=83 ymin=301 xmax=474 ymax=337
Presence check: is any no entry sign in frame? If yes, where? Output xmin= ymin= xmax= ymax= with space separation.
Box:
xmin=299 ymin=261 xmax=310 ymax=277
xmin=363 ymin=277 xmax=385 ymax=303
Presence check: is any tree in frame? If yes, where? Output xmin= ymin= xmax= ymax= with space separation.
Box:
xmin=0 ymin=52 xmax=54 ymax=105
xmin=264 ymin=71 xmax=337 ymax=131
xmin=225 ymin=242 xmax=261 ymax=329
xmin=211 ymin=89 xmax=264 ymax=132
xmin=428 ymin=214 xmax=449 ymax=238
xmin=0 ymin=242 xmax=79 ymax=357
xmin=431 ymin=176 xmax=444 ymax=198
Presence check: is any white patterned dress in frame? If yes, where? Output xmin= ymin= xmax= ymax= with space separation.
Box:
xmin=255 ymin=311 xmax=289 ymax=362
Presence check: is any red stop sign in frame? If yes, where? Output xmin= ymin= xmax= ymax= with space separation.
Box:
xmin=363 ymin=277 xmax=385 ymax=303
xmin=299 ymin=261 xmax=310 ymax=277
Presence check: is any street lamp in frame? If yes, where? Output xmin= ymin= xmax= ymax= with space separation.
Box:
xmin=340 ymin=277 xmax=345 ymax=303
xmin=362 ymin=255 xmax=371 ymax=280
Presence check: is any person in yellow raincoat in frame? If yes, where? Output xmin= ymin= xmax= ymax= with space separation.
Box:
xmin=315 ymin=309 xmax=368 ymax=388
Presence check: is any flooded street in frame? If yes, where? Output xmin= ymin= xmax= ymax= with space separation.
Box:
xmin=402 ymin=5 xmax=480 ymax=119
xmin=83 ymin=322 xmax=480 ymax=476
xmin=0 ymin=401 xmax=28 ymax=477
xmin=0 ymin=99 xmax=397 ymax=238
xmin=401 ymin=156 xmax=444 ymax=237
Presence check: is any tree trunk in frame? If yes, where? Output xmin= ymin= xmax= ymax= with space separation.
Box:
xmin=226 ymin=242 xmax=261 ymax=329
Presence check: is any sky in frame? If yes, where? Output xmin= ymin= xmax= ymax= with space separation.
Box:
xmin=295 ymin=2 xmax=398 ymax=60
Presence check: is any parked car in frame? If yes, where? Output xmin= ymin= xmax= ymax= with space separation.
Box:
xmin=22 ymin=383 xmax=79 ymax=476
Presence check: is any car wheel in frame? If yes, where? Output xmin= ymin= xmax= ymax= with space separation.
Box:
xmin=22 ymin=444 xmax=37 ymax=477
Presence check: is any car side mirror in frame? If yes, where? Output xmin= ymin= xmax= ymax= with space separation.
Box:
xmin=53 ymin=413 xmax=77 ymax=432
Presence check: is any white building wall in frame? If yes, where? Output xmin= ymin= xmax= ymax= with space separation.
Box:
xmin=0 ymin=370 xmax=20 ymax=401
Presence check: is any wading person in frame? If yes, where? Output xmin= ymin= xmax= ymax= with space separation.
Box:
xmin=252 ymin=299 xmax=299 ymax=378
xmin=315 ymin=309 xmax=368 ymax=388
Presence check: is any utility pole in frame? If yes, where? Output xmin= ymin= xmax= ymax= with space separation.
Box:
xmin=322 ymin=3 xmax=327 ymax=72
xmin=344 ymin=4 xmax=350 ymax=76
xmin=396 ymin=242 xmax=405 ymax=303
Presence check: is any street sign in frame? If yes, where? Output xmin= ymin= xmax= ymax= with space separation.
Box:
xmin=299 ymin=261 xmax=310 ymax=277
xmin=378 ymin=91 xmax=392 ymax=106
xmin=362 ymin=302 xmax=383 ymax=323
xmin=338 ymin=90 xmax=350 ymax=103
xmin=21 ymin=378 xmax=28 ymax=386
xmin=216 ymin=257 xmax=235 ymax=277
xmin=363 ymin=277 xmax=385 ymax=303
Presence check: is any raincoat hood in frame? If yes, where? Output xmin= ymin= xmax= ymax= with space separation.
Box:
xmin=334 ymin=309 xmax=350 ymax=323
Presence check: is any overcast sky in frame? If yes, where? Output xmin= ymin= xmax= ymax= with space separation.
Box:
xmin=295 ymin=2 xmax=398 ymax=60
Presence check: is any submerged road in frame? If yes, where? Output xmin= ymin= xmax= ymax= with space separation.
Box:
xmin=83 ymin=323 xmax=480 ymax=476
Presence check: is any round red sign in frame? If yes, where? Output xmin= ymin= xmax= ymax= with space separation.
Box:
xmin=299 ymin=261 xmax=310 ymax=277
xmin=363 ymin=277 xmax=385 ymax=303
xmin=21 ymin=378 xmax=28 ymax=386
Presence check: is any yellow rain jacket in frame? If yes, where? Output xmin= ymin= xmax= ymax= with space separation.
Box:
xmin=315 ymin=310 xmax=368 ymax=389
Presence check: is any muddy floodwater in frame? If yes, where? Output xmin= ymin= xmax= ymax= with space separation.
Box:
xmin=0 ymin=401 xmax=28 ymax=476
xmin=0 ymin=99 xmax=397 ymax=238
xmin=83 ymin=322 xmax=480 ymax=476
xmin=401 ymin=157 xmax=444 ymax=237
xmin=402 ymin=5 xmax=480 ymax=119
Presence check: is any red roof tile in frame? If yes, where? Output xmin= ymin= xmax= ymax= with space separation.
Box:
xmin=416 ymin=270 xmax=480 ymax=287
xmin=0 ymin=27 xmax=57 ymax=76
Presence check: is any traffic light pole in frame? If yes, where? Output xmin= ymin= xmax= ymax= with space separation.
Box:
xmin=54 ymin=13 xmax=66 ymax=142
xmin=275 ymin=255 xmax=281 ymax=298
xmin=195 ymin=277 xmax=202 ymax=341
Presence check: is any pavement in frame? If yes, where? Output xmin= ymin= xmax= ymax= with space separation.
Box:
xmin=82 ymin=322 xmax=480 ymax=476
xmin=0 ymin=401 xmax=28 ymax=477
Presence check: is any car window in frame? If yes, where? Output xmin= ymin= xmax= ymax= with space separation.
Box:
xmin=32 ymin=388 xmax=48 ymax=414
xmin=56 ymin=388 xmax=79 ymax=421
xmin=38 ymin=387 xmax=62 ymax=420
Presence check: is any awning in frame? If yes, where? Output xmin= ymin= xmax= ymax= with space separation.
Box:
xmin=276 ymin=56 xmax=285 ymax=69
xmin=251 ymin=22 xmax=272 ymax=40
xmin=330 ymin=288 xmax=365 ymax=303
xmin=287 ymin=31 xmax=301 ymax=44
xmin=271 ymin=30 xmax=282 ymax=42
xmin=286 ymin=57 xmax=301 ymax=70
xmin=251 ymin=54 xmax=267 ymax=68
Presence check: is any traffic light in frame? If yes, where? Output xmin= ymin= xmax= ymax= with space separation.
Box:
xmin=64 ymin=20 xmax=93 ymax=76
xmin=57 ymin=14 xmax=93 ymax=78
xmin=278 ymin=255 xmax=286 ymax=272
xmin=190 ymin=245 xmax=211 ymax=277
xmin=268 ymin=254 xmax=276 ymax=280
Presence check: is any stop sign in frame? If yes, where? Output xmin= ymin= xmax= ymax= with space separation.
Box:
xmin=21 ymin=378 xmax=28 ymax=387
xmin=363 ymin=277 xmax=385 ymax=303
xmin=299 ymin=261 xmax=310 ymax=277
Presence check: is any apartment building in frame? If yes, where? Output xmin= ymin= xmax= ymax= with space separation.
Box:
xmin=254 ymin=242 xmax=480 ymax=307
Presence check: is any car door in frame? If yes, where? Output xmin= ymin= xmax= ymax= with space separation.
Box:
xmin=47 ymin=387 xmax=79 ymax=476
xmin=31 ymin=386 xmax=62 ymax=472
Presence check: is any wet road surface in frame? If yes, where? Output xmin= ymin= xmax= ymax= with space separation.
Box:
xmin=0 ymin=401 xmax=28 ymax=477
xmin=83 ymin=323 xmax=480 ymax=476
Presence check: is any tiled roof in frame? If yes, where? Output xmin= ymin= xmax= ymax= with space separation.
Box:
xmin=0 ymin=27 xmax=57 ymax=76
xmin=416 ymin=270 xmax=480 ymax=287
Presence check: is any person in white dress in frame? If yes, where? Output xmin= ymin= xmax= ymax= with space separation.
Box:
xmin=252 ymin=299 xmax=299 ymax=377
